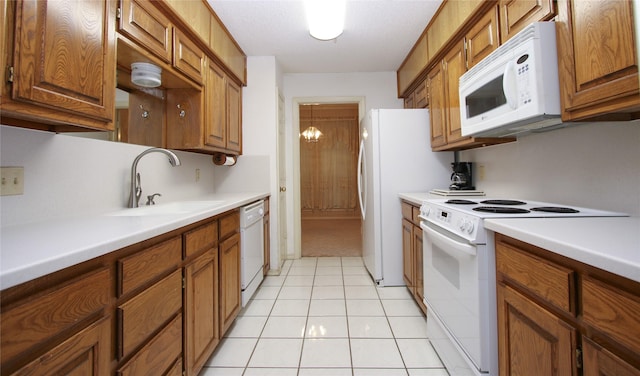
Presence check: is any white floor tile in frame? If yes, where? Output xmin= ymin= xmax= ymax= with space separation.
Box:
xmin=350 ymin=338 xmax=404 ymax=368
xmin=306 ymin=316 xmax=348 ymax=338
xmin=382 ymin=299 xmax=423 ymax=317
xmin=341 ymin=257 xmax=364 ymax=266
xmin=344 ymin=275 xmax=375 ymax=286
xmin=312 ymin=286 xmax=345 ymax=299
xmin=278 ymin=286 xmax=313 ymax=299
xmin=377 ymin=286 xmax=413 ymax=300
xmin=396 ymin=339 xmax=444 ymax=368
xmin=342 ymin=266 xmax=369 ymax=275
xmin=353 ymin=369 xmax=409 ymax=376
xmin=315 ymin=266 xmax=343 ymax=276
xmin=248 ymin=338 xmax=303 ymax=368
xmin=261 ymin=275 xmax=286 ymax=287
xmin=239 ymin=299 xmax=274 ymax=317
xmin=271 ymin=299 xmax=310 ymax=316
xmin=198 ymin=367 xmax=245 ymax=376
xmin=205 ymin=338 xmax=257 ymax=367
xmin=300 ymin=338 xmax=351 ymax=368
xmin=292 ymin=258 xmax=317 ymax=266
xmin=243 ymin=368 xmax=298 ymax=376
xmin=252 ymin=286 xmax=281 ymax=300
xmin=388 ymin=316 xmax=428 ymax=338
xmin=346 ymin=299 xmax=385 ymax=316
xmin=314 ymin=275 xmax=344 ymax=286
xmin=284 ymin=275 xmax=315 ymax=286
xmin=299 ymin=368 xmax=353 ymax=376
xmin=225 ymin=316 xmax=267 ymax=338
xmin=407 ymin=369 xmax=449 ymax=376
xmin=288 ymin=266 xmax=317 ymax=276
xmin=316 ymin=257 xmax=342 ymax=267
xmin=348 ymin=316 xmax=393 ymax=338
xmin=308 ymin=299 xmax=346 ymax=316
xmin=345 ymin=285 xmax=379 ymax=299
xmin=261 ymin=316 xmax=307 ymax=338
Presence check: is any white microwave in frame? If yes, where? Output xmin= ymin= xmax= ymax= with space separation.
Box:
xmin=459 ymin=22 xmax=562 ymax=138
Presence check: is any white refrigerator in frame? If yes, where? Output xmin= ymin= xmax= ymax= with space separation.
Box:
xmin=357 ymin=109 xmax=452 ymax=286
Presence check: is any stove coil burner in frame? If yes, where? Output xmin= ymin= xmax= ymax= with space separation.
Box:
xmin=531 ymin=207 xmax=580 ymax=213
xmin=445 ymin=199 xmax=477 ymax=205
xmin=473 ymin=206 xmax=531 ymax=214
xmin=480 ymin=199 xmax=527 ymax=205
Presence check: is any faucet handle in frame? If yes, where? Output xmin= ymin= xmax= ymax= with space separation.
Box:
xmin=146 ymin=193 xmax=162 ymax=205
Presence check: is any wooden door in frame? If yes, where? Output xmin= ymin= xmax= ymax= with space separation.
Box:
xmin=443 ymin=40 xmax=467 ymax=145
xmin=205 ymin=62 xmax=226 ymax=149
xmin=219 ymin=233 xmax=241 ymax=335
xmin=11 ymin=0 xmax=115 ymax=123
xmin=466 ymin=6 xmax=500 ymax=69
xmin=427 ymin=63 xmax=446 ymax=148
xmin=185 ymin=249 xmax=219 ymax=375
xmin=582 ymin=337 xmax=640 ymax=376
xmin=402 ymin=219 xmax=415 ymax=293
xmin=413 ymin=225 xmax=427 ymax=315
xmin=118 ymin=0 xmax=172 ymax=62
xmin=226 ymin=79 xmax=242 ymax=153
xmin=497 ymin=284 xmax=577 ymax=376
xmin=499 ymin=0 xmax=555 ymax=43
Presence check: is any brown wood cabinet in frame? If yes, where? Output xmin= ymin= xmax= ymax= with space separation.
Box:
xmin=466 ymin=6 xmax=500 ymax=69
xmin=401 ymin=201 xmax=427 ymax=315
xmin=496 ymin=233 xmax=640 ymax=375
xmin=404 ymin=79 xmax=428 ymax=109
xmin=1 ymin=0 xmax=116 ymax=132
xmin=499 ymin=0 xmax=555 ymax=43
xmin=219 ymin=211 xmax=242 ymax=336
xmin=556 ymin=0 xmax=640 ymax=121
xmin=118 ymin=0 xmax=172 ymax=63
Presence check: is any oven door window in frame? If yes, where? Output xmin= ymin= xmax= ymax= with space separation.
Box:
xmin=422 ymin=222 xmax=483 ymax=369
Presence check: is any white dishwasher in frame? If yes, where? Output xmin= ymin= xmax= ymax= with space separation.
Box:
xmin=240 ymin=200 xmax=265 ymax=307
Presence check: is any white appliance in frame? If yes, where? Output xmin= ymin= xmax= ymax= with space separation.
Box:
xmin=357 ymin=109 xmax=452 ymax=286
xmin=420 ymin=198 xmax=628 ymax=376
xmin=240 ymin=200 xmax=265 ymax=307
xmin=459 ymin=22 xmax=561 ymax=138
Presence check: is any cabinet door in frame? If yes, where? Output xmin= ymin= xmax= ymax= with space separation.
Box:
xmin=556 ymin=0 xmax=640 ymax=121
xmin=414 ymin=80 xmax=428 ymax=108
xmin=205 ymin=62 xmax=226 ymax=149
xmin=219 ymin=232 xmax=241 ymax=335
xmin=466 ymin=6 xmax=500 ymax=69
xmin=173 ymin=29 xmax=205 ymax=84
xmin=185 ymin=249 xmax=219 ymax=376
xmin=404 ymin=92 xmax=415 ymax=109
xmin=12 ymin=317 xmax=111 ymax=376
xmin=413 ymin=225 xmax=427 ymax=315
xmin=11 ymin=0 xmax=115 ymax=123
xmin=118 ymin=0 xmax=172 ymax=63
xmin=402 ymin=219 xmax=415 ymax=293
xmin=499 ymin=0 xmax=554 ymax=43
xmin=583 ymin=337 xmax=640 ymax=376
xmin=497 ymin=284 xmax=577 ymax=376
xmin=226 ymin=79 xmax=242 ymax=154
xmin=443 ymin=40 xmax=467 ymax=145
xmin=427 ymin=63 xmax=447 ymax=148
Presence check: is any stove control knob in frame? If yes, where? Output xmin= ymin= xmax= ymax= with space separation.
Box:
xmin=423 ymin=207 xmax=431 ymax=217
xmin=465 ymin=220 xmax=475 ymax=234
xmin=457 ymin=218 xmax=466 ymax=232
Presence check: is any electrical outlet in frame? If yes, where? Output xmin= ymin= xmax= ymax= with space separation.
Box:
xmin=195 ymin=168 xmax=200 ymax=182
xmin=478 ymin=164 xmax=486 ymax=181
xmin=1 ymin=167 xmax=24 ymax=196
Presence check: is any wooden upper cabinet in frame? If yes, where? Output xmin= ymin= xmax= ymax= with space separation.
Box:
xmin=3 ymin=0 xmax=116 ymax=131
xmin=226 ymin=79 xmax=242 ymax=154
xmin=173 ymin=29 xmax=206 ymax=84
xmin=427 ymin=62 xmax=447 ymax=148
xmin=211 ymin=17 xmax=247 ymax=85
xmin=465 ymin=6 xmax=500 ymax=69
xmin=556 ymin=0 xmax=640 ymax=121
xmin=499 ymin=0 xmax=555 ymax=43
xmin=205 ymin=62 xmax=227 ymax=149
xmin=397 ymin=33 xmax=428 ymax=97
xmin=118 ymin=0 xmax=172 ymax=63
xmin=442 ymin=40 xmax=467 ymax=145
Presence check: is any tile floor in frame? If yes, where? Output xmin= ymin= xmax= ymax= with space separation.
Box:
xmin=199 ymin=257 xmax=448 ymax=376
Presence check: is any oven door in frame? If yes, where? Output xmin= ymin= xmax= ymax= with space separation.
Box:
xmin=421 ymin=219 xmax=491 ymax=373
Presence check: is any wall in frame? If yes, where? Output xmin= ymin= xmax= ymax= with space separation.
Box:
xmin=461 ymin=121 xmax=640 ymax=216
xmin=0 ymin=125 xmax=218 ymax=226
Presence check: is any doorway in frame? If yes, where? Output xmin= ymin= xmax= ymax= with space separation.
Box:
xmin=299 ymin=103 xmax=362 ymax=257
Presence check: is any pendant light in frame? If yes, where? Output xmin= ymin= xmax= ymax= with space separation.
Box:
xmin=301 ymin=105 xmax=322 ymax=143
xmin=304 ymin=0 xmax=346 ymax=41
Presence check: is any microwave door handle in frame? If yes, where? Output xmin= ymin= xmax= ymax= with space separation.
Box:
xmin=503 ymin=60 xmax=518 ymax=109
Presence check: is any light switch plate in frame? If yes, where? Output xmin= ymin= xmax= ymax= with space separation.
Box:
xmin=1 ymin=167 xmax=24 ymax=196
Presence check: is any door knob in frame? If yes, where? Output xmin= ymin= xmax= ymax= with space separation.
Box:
xmin=280 ymin=186 xmax=286 ymax=192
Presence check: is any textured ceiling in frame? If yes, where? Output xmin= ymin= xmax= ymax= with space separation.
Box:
xmin=207 ymin=0 xmax=443 ymax=74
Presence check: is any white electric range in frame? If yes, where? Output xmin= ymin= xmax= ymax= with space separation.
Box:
xmin=419 ymin=198 xmax=627 ymax=376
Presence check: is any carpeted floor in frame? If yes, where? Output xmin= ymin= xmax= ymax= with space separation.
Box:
xmin=301 ymin=218 xmax=362 ymax=257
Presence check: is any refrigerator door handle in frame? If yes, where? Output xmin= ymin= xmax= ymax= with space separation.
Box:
xmin=357 ymin=139 xmax=367 ymax=220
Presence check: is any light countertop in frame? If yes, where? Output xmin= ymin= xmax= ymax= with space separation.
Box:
xmin=1 ymin=192 xmax=268 ymax=290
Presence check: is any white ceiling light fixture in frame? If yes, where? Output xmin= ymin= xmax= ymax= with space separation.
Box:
xmin=304 ymin=0 xmax=346 ymax=41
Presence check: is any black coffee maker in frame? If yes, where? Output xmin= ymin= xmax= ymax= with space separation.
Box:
xmin=449 ymin=162 xmax=474 ymax=190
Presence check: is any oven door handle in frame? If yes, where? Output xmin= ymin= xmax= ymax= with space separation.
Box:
xmin=421 ymin=221 xmax=477 ymax=257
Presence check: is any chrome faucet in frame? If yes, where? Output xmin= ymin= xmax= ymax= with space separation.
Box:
xmin=128 ymin=148 xmax=181 ymax=208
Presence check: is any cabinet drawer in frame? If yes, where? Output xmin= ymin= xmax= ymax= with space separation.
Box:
xmin=220 ymin=211 xmax=240 ymax=240
xmin=401 ymin=202 xmax=413 ymax=221
xmin=1 ymin=267 xmax=110 ymax=361
xmin=582 ymin=276 xmax=640 ymax=356
xmin=118 ymin=237 xmax=181 ymax=296
xmin=117 ymin=314 xmax=182 ymax=376
xmin=412 ymin=206 xmax=421 ymax=224
xmin=185 ymin=220 xmax=218 ymax=258
xmin=118 ymin=270 xmax=182 ymax=358
xmin=496 ymin=242 xmax=574 ymax=313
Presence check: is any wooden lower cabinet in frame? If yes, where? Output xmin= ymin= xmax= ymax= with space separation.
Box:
xmin=219 ymin=231 xmax=241 ymax=335
xmin=401 ymin=201 xmax=427 ymax=315
xmin=496 ymin=233 xmax=640 ymax=375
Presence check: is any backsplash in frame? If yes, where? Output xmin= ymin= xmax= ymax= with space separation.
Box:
xmin=460 ymin=121 xmax=640 ymax=216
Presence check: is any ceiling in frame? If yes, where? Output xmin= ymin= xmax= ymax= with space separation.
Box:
xmin=207 ymin=0 xmax=443 ymax=74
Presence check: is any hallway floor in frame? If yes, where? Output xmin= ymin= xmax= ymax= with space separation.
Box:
xmin=199 ymin=257 xmax=448 ymax=376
